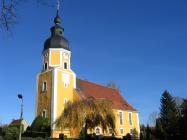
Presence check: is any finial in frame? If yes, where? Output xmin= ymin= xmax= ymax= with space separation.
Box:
xmin=54 ymin=0 xmax=61 ymax=24
xmin=57 ymin=0 xmax=60 ymax=12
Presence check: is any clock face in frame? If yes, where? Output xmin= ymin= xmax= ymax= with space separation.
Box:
xmin=63 ymin=53 xmax=69 ymax=60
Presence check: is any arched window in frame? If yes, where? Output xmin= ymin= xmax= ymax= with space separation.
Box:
xmin=44 ymin=62 xmax=48 ymax=70
xmin=95 ymin=127 xmax=100 ymax=135
xmin=120 ymin=128 xmax=124 ymax=134
xmin=129 ymin=112 xmax=132 ymax=125
xmin=64 ymin=62 xmax=67 ymax=69
xmin=42 ymin=81 xmax=47 ymax=92
xmin=41 ymin=109 xmax=47 ymax=118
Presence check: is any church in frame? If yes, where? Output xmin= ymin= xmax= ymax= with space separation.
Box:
xmin=35 ymin=9 xmax=140 ymax=139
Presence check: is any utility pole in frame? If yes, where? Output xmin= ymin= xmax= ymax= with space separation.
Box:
xmin=18 ymin=94 xmax=23 ymax=140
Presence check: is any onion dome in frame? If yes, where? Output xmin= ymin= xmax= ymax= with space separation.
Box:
xmin=43 ymin=11 xmax=70 ymax=52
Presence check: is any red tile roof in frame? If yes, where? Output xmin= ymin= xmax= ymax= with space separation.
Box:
xmin=76 ymin=79 xmax=136 ymax=111
xmin=10 ymin=119 xmax=21 ymax=125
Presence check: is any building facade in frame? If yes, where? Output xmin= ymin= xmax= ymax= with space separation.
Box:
xmin=36 ymin=11 xmax=140 ymax=138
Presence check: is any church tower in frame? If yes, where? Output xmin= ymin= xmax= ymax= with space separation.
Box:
xmin=35 ymin=10 xmax=76 ymax=137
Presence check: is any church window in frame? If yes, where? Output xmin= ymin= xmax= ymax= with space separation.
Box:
xmin=119 ymin=111 xmax=123 ymax=125
xmin=44 ymin=62 xmax=48 ymax=70
xmin=129 ymin=112 xmax=132 ymax=125
xmin=108 ymin=128 xmax=113 ymax=134
xmin=130 ymin=128 xmax=133 ymax=135
xmin=95 ymin=127 xmax=100 ymax=135
xmin=42 ymin=81 xmax=47 ymax=92
xmin=64 ymin=62 xmax=67 ymax=69
xmin=64 ymin=83 xmax=68 ymax=88
xmin=41 ymin=110 xmax=47 ymax=118
xmin=120 ymin=128 xmax=124 ymax=134
xmin=64 ymin=98 xmax=68 ymax=104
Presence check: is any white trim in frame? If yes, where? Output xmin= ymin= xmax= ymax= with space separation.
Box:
xmin=44 ymin=62 xmax=48 ymax=71
xmin=120 ymin=128 xmax=124 ymax=135
xmin=72 ymin=72 xmax=76 ymax=89
xmin=41 ymin=109 xmax=47 ymax=118
xmin=51 ymin=69 xmax=58 ymax=130
xmin=64 ymin=98 xmax=68 ymax=104
xmin=137 ymin=113 xmax=140 ymax=134
xmin=119 ymin=111 xmax=123 ymax=125
xmin=130 ymin=128 xmax=133 ymax=135
xmin=60 ymin=50 xmax=62 ymax=66
xmin=63 ymin=62 xmax=68 ymax=70
xmin=42 ymin=81 xmax=47 ymax=92
xmin=108 ymin=128 xmax=113 ymax=135
xmin=35 ymin=73 xmax=39 ymax=117
xmin=49 ymin=50 xmax=51 ymax=66
xmin=95 ymin=127 xmax=102 ymax=135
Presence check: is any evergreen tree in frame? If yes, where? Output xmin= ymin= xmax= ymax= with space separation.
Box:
xmin=160 ymin=90 xmax=179 ymax=139
xmin=179 ymin=99 xmax=187 ymax=139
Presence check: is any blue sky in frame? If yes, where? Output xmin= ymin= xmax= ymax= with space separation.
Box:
xmin=0 ymin=0 xmax=187 ymax=125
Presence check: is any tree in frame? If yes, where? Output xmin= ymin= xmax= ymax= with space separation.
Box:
xmin=147 ymin=111 xmax=158 ymax=127
xmin=0 ymin=0 xmax=56 ymax=31
xmin=106 ymin=81 xmax=120 ymax=92
xmin=132 ymin=128 xmax=139 ymax=140
xmin=3 ymin=125 xmax=19 ymax=140
xmin=0 ymin=0 xmax=17 ymax=31
xmin=24 ymin=116 xmax=51 ymax=138
xmin=159 ymin=90 xmax=179 ymax=139
xmin=56 ymin=98 xmax=115 ymax=138
xmin=179 ymin=99 xmax=187 ymax=139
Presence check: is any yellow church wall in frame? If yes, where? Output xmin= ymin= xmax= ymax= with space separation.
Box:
xmin=56 ymin=69 xmax=75 ymax=120
xmin=50 ymin=50 xmax=60 ymax=66
xmin=113 ymin=109 xmax=139 ymax=138
xmin=73 ymin=89 xmax=81 ymax=101
xmin=36 ymin=71 xmax=52 ymax=119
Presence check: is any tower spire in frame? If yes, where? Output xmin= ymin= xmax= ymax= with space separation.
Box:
xmin=57 ymin=0 xmax=60 ymax=15
xmin=54 ymin=0 xmax=61 ymax=24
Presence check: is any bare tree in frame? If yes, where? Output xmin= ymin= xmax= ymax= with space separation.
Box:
xmin=0 ymin=0 xmax=18 ymax=31
xmin=148 ymin=111 xmax=159 ymax=127
xmin=0 ymin=0 xmax=58 ymax=31
xmin=106 ymin=81 xmax=120 ymax=92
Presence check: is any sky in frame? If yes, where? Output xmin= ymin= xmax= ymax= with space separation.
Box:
xmin=0 ymin=0 xmax=187 ymax=125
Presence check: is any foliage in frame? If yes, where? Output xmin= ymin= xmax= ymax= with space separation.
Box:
xmin=3 ymin=125 xmax=19 ymax=140
xmin=159 ymin=90 xmax=180 ymax=139
xmin=178 ymin=99 xmax=187 ymax=139
xmin=23 ymin=116 xmax=51 ymax=138
xmin=56 ymin=98 xmax=115 ymax=137
xmin=30 ymin=116 xmax=51 ymax=133
xmin=131 ymin=129 xmax=138 ymax=140
xmin=0 ymin=0 xmax=58 ymax=31
xmin=123 ymin=133 xmax=131 ymax=140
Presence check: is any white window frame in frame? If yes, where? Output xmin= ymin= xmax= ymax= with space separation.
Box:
xmin=64 ymin=98 xmax=68 ymax=104
xmin=119 ymin=111 xmax=123 ymax=125
xmin=44 ymin=62 xmax=48 ymax=70
xmin=42 ymin=81 xmax=47 ymax=92
xmin=108 ymin=128 xmax=113 ymax=134
xmin=41 ymin=109 xmax=47 ymax=118
xmin=64 ymin=62 xmax=68 ymax=70
xmin=120 ymin=128 xmax=124 ymax=135
xmin=95 ymin=127 xmax=101 ymax=135
xmin=128 ymin=112 xmax=132 ymax=125
xmin=130 ymin=128 xmax=133 ymax=135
